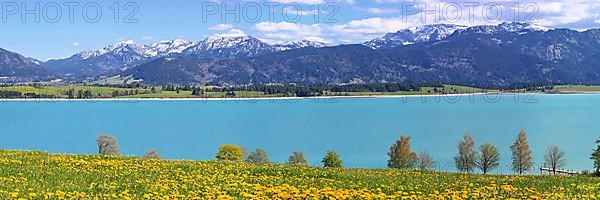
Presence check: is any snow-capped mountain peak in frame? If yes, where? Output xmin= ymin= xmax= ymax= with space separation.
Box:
xmin=273 ymin=40 xmax=329 ymax=51
xmin=365 ymin=24 xmax=468 ymax=49
xmin=365 ymin=23 xmax=552 ymax=49
xmin=143 ymin=39 xmax=196 ymax=57
xmin=407 ymin=24 xmax=468 ymax=41
xmin=182 ymin=34 xmax=274 ymax=59
xmin=77 ymin=40 xmax=144 ymax=59
xmin=46 ymin=32 xmax=330 ymax=76
xmin=498 ymin=22 xmax=549 ymax=32
xmin=202 ymin=35 xmax=258 ymax=49
xmin=212 ymin=28 xmax=247 ymax=37
xmin=77 ymin=39 xmax=198 ymax=60
xmin=458 ymin=22 xmax=550 ymax=36
xmin=115 ymin=40 xmax=135 ymax=47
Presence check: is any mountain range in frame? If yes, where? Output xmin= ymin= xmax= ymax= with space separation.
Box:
xmin=2 ymin=22 xmax=600 ymax=87
xmin=41 ymin=35 xmax=328 ymax=78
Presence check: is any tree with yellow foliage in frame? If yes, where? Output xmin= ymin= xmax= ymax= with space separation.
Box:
xmin=388 ymin=135 xmax=417 ymax=169
xmin=216 ymin=144 xmax=244 ymax=162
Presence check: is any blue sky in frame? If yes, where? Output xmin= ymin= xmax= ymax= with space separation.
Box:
xmin=1 ymin=0 xmax=599 ymax=61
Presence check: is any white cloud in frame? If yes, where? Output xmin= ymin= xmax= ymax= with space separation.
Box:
xmin=141 ymin=36 xmax=154 ymax=40
xmin=369 ymin=0 xmax=599 ymax=26
xmin=72 ymin=43 xmax=79 ymax=46
xmin=267 ymin=0 xmax=323 ymax=4
xmin=212 ymin=29 xmax=247 ymax=38
xmin=253 ymin=0 xmax=510 ymax=44
xmin=362 ymin=7 xmax=400 ymax=15
xmin=254 ymin=22 xmax=324 ymax=43
xmin=330 ymin=17 xmax=407 ymax=42
xmin=533 ymin=1 xmax=599 ymax=27
xmin=256 ymin=21 xmax=306 ymax=32
xmin=209 ymin=24 xmax=234 ymax=31
xmin=266 ymin=0 xmax=355 ymax=5
xmin=536 ymin=2 xmax=564 ymax=14
xmin=283 ymin=6 xmax=319 ymax=16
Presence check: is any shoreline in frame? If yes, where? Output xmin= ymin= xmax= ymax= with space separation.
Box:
xmin=0 ymin=92 xmax=596 ymax=101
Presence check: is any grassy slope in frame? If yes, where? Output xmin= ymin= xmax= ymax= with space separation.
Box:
xmin=0 ymin=150 xmax=597 ymax=199
xmin=0 ymin=86 xmax=139 ymax=98
xmin=555 ymin=85 xmax=600 ymax=92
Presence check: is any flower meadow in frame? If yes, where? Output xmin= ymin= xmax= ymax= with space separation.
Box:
xmin=0 ymin=150 xmax=598 ymax=199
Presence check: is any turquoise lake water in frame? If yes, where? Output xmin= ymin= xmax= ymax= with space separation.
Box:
xmin=1 ymin=94 xmax=598 ymax=173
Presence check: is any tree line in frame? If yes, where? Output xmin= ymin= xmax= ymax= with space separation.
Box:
xmin=95 ymin=133 xmax=600 ymax=176
xmin=0 ymin=90 xmax=57 ymax=98
xmin=159 ymin=83 xmax=443 ymax=97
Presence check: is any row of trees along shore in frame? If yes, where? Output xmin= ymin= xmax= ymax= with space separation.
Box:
xmin=1 ymin=82 xmax=587 ymax=99
xmin=96 ymin=133 xmax=600 ymax=176
xmin=0 ymin=83 xmax=447 ymax=99
xmin=163 ymin=83 xmax=439 ymax=97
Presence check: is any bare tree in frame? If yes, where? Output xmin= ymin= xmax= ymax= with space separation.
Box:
xmin=416 ymin=151 xmax=436 ymax=170
xmin=388 ymin=135 xmax=417 ymax=169
xmin=544 ymin=145 xmax=566 ymax=175
xmin=477 ymin=143 xmax=500 ymax=175
xmin=96 ymin=134 xmax=120 ymax=155
xmin=246 ymin=148 xmax=271 ymax=164
xmin=288 ymin=152 xmax=308 ymax=165
xmin=143 ymin=149 xmax=161 ymax=159
xmin=454 ymin=134 xmax=477 ymax=173
xmin=511 ymin=130 xmax=533 ymax=175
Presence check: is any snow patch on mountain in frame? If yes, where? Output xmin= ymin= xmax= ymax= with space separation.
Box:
xmin=144 ymin=39 xmax=196 ymax=57
xmin=498 ymin=22 xmax=549 ymax=32
xmin=273 ymin=40 xmax=328 ymax=51
xmin=364 ymin=24 xmax=468 ymax=49
xmin=365 ymin=22 xmax=550 ymax=49
xmin=77 ymin=39 xmax=195 ymax=60
xmin=457 ymin=22 xmax=550 ymax=36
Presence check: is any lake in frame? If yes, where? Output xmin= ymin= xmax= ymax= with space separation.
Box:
xmin=1 ymin=94 xmax=598 ymax=173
